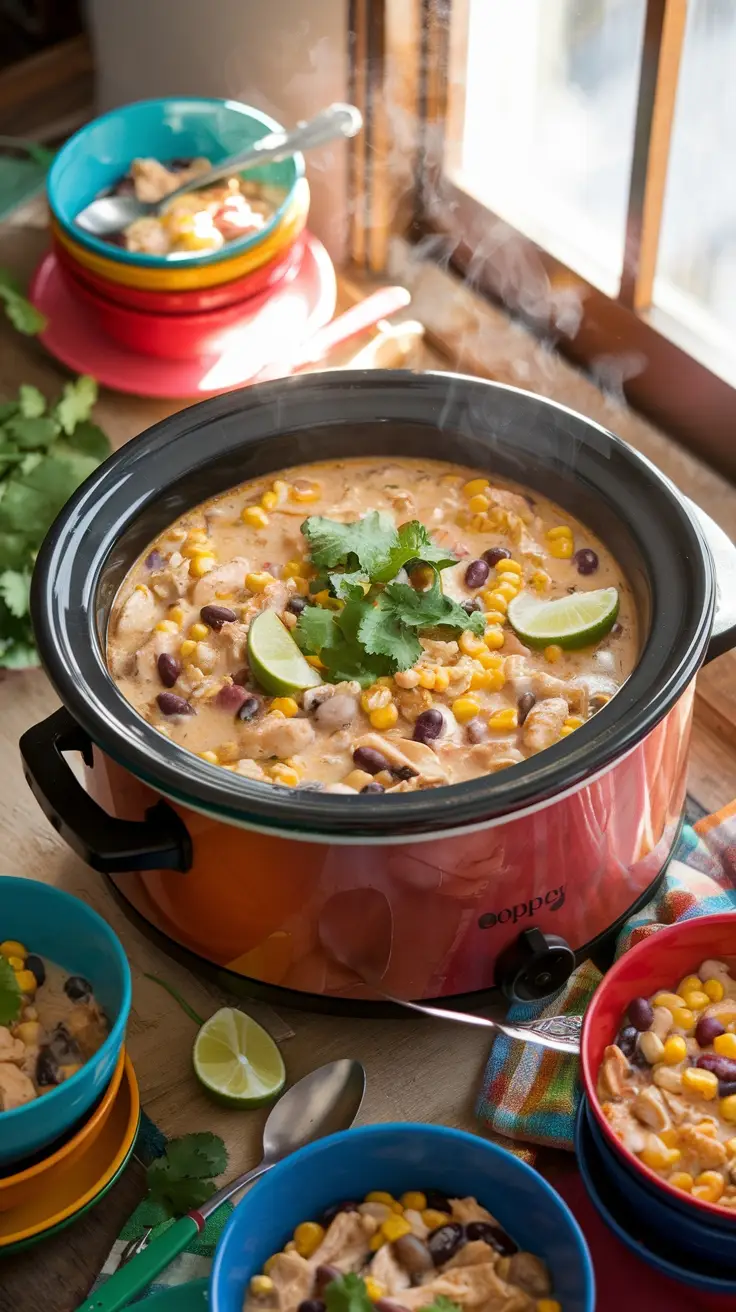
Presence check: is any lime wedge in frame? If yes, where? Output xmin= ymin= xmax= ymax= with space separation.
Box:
xmin=247 ymin=609 xmax=322 ymax=696
xmin=193 ymin=1007 xmax=286 ymax=1108
xmin=507 ymin=587 xmax=619 ymax=650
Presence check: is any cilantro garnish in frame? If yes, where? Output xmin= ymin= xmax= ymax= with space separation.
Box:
xmin=420 ymin=1299 xmax=462 ymax=1312
xmin=138 ymin=1132 xmax=228 ymax=1228
xmin=0 ymin=955 xmax=22 ymax=1026
xmin=324 ymin=1273 xmax=373 ymax=1312
xmin=0 ymin=280 xmax=111 ymax=668
xmin=294 ymin=513 xmax=484 ymax=683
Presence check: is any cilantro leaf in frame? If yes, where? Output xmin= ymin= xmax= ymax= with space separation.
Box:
xmin=54 ymin=375 xmax=98 ymax=435
xmin=358 ymin=593 xmax=423 ymax=668
xmin=294 ymin=605 xmax=339 ymax=654
xmin=0 ymin=955 xmax=21 ymax=1025
xmin=4 ymin=416 xmax=59 ymax=449
xmin=302 ymin=511 xmax=397 ymax=575
xmin=0 ymin=284 xmax=46 ymax=335
xmin=383 ymin=575 xmax=486 ymax=635
xmin=420 ymin=1299 xmax=462 ymax=1312
xmin=329 ymin=570 xmax=368 ymax=601
xmin=143 ymin=1132 xmax=227 ymax=1219
xmin=161 ymin=1132 xmax=227 ymax=1180
xmin=135 ymin=1196 xmax=172 ymax=1228
xmin=0 ymin=569 xmax=30 ymax=618
xmin=324 ymin=1273 xmax=373 ymax=1312
xmin=18 ymin=385 xmax=46 ymax=418
xmin=371 ymin=520 xmax=457 ymax=582
xmin=147 ymin=1164 xmax=214 ymax=1217
xmin=64 ymin=420 xmax=111 ymax=462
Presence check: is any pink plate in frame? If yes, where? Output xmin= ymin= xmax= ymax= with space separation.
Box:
xmin=30 ymin=235 xmax=337 ymax=399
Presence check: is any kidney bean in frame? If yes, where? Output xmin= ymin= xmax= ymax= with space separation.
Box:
xmin=361 ymin=781 xmax=385 ymax=794
xmin=353 ymin=745 xmax=390 ymax=775
xmin=627 ymin=997 xmax=654 ymax=1031
xmin=145 ymin=550 xmax=164 ymax=570
xmin=482 ymin=547 xmax=511 ymax=567
xmin=314 ymin=1263 xmax=344 ymax=1294
xmin=232 ymin=667 xmax=250 ymax=686
xmin=697 ymin=1053 xmax=736 ymax=1082
xmin=462 ymin=598 xmax=482 ymax=615
xmin=466 ymin=1221 xmax=518 ymax=1255
xmin=237 ymin=694 xmax=262 ymax=721
xmin=287 ymin=595 xmax=308 ymax=616
xmin=298 ymin=1301 xmax=326 ymax=1312
xmin=695 ymin=1016 xmax=726 ymax=1047
xmin=157 ymin=692 xmax=194 ymax=716
xmin=216 ymin=683 xmax=248 ymax=713
xmin=25 ymin=954 xmax=45 ymax=987
xmin=517 ymin=692 xmax=536 ymax=725
xmin=392 ymin=765 xmax=418 ymax=781
xmin=200 ymin=604 xmax=236 ymax=630
xmin=413 ymin=708 xmax=444 ymax=744
xmin=720 ymin=1080 xmax=736 ymax=1097
xmin=574 ymin=548 xmax=599 ymax=575
xmin=424 ymin=1189 xmax=451 ymax=1214
xmin=616 ymin=1025 xmax=638 ymax=1058
xmin=427 ymin=1223 xmax=464 ymax=1265
xmin=464 ymin=558 xmax=490 ymax=589
xmin=464 ymin=717 xmax=487 ymax=745
xmin=392 ymin=1234 xmax=433 ymax=1276
xmin=157 ymin=652 xmax=181 ymax=688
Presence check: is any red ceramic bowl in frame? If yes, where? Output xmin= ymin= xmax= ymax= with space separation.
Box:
xmin=581 ymin=911 xmax=736 ymax=1227
xmin=53 ymin=233 xmax=305 ymax=314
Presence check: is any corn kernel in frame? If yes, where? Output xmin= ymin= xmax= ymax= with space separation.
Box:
xmin=669 ymin=1172 xmax=694 ymax=1193
xmin=272 ymin=479 xmax=289 ymax=499
xmin=683 ymin=990 xmax=710 ymax=1012
xmin=369 ymin=1232 xmax=386 ymax=1251
xmin=671 ymin=1006 xmax=695 ymax=1031
xmin=250 ymin=1276 xmax=274 ymax=1297
xmin=536 ymin=1304 xmax=562 ymax=1312
xmin=484 ymin=591 xmax=509 ymax=613
xmin=459 ymin=631 xmax=485 ymax=657
xmin=468 ymin=493 xmax=490 ymax=514
xmin=293 ymin=1221 xmax=325 ymax=1258
xmin=242 ymin=505 xmax=269 ymax=529
xmin=283 ymin=560 xmax=306 ymax=578
xmin=682 ymin=1067 xmax=719 ymax=1100
xmin=546 ymin=525 xmax=573 ymax=540
xmin=726 ymin=1137 xmax=736 ymax=1156
xmin=0 ymin=940 xmax=26 ymax=959
xmin=306 ymin=654 xmax=325 ymax=670
xmin=640 ymin=1136 xmax=681 ymax=1170
xmin=452 ymin=696 xmax=481 ymax=724
xmin=401 ymin=1191 xmax=427 ymax=1211
xmin=417 ymin=668 xmax=436 ymax=689
xmin=422 ymin=1209 xmax=450 ymax=1230
xmin=662 ymin=1035 xmax=688 ymax=1064
xmin=263 ymin=1256 xmax=280 ymax=1276
xmin=722 ymin=1095 xmax=736 ymax=1123
xmin=181 ymin=540 xmax=214 ymax=559
xmin=381 ymin=1215 xmax=412 ymax=1242
xmin=496 ymin=580 xmax=519 ymax=602
xmin=476 ymin=647 xmax=503 ymax=669
xmin=270 ymin=764 xmax=300 ymax=787
xmin=168 ymin=605 xmax=185 ymax=625
xmin=433 ymin=667 xmax=450 ymax=692
xmin=548 ymin=538 xmax=573 ymax=559
xmin=245 ymin=572 xmax=275 ymax=593
xmin=14 ymin=970 xmax=36 ymax=996
xmin=471 ymin=668 xmax=506 ymax=692
xmin=7 ymin=955 xmax=24 ymax=971
xmin=544 ymin=645 xmax=563 ymax=663
xmin=653 ymin=992 xmax=687 ymax=1012
xmin=180 ymin=639 xmax=197 ymax=658
xmin=271 ymin=697 xmax=299 ymax=718
xmin=291 ymin=577 xmax=311 ymax=596
xmin=488 ymin=708 xmax=518 ymax=732
xmin=484 ymin=627 xmax=505 ymax=650
xmin=290 ymin=482 xmax=321 ymax=503
xmin=370 ymin=704 xmax=399 ymax=730
xmin=14 ymin=1020 xmax=41 ymax=1045
xmin=261 ymin=490 xmax=278 ymax=511
xmin=564 ymin=716 xmax=584 ymax=731
xmin=155 ymin=619 xmax=179 ymax=634
xmin=704 ymin=978 xmax=725 ymax=1003
xmin=714 ymin=1032 xmax=736 ymax=1060
xmin=484 ymin=610 xmax=507 ymax=627
xmin=463 ymin=478 xmax=489 ymax=498
xmin=679 ymin=975 xmax=702 ymax=995
xmin=198 ymin=750 xmax=219 ymax=765
xmin=189 ymin=622 xmax=209 ymax=641
xmin=693 ymin=1171 xmax=725 ymax=1204
xmin=313 ymin=589 xmax=331 ymax=607
xmin=365 ymin=1191 xmax=394 ymax=1205
xmin=496 ymin=559 xmax=522 ymax=575
xmin=364 ymin=1278 xmax=385 ymax=1302
xmin=659 ymin=1126 xmax=679 ymax=1147
xmin=532 ymin=569 xmax=551 ymax=592
xmin=190 ymin=554 xmax=216 ymax=578
xmin=698 ymin=1121 xmax=718 ymax=1136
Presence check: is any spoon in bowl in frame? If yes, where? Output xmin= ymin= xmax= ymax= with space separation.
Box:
xmin=76 ymin=1058 xmax=366 ymax=1312
xmin=318 ymin=888 xmax=581 ymax=1055
xmin=75 ymin=102 xmax=363 ymax=238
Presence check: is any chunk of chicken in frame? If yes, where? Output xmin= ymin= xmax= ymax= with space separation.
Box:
xmin=0 ymin=1026 xmax=26 ymax=1063
xmin=400 ymin=1261 xmax=532 ymax=1312
xmin=449 ymin=1197 xmax=496 ymax=1225
xmin=310 ymin=1210 xmax=371 ymax=1273
xmin=115 ymin=585 xmax=160 ymax=638
xmin=192 ymin=557 xmax=250 ymax=606
xmin=352 ymin=733 xmax=449 ymax=784
xmin=243 ymin=1251 xmax=313 ymax=1312
xmin=238 ymin=713 xmax=316 ymax=760
xmin=130 ymin=155 xmax=210 ymax=203
xmin=148 ymin=558 xmax=192 ymax=603
xmin=0 ymin=1061 xmax=36 ymax=1110
xmin=522 ymin=697 xmax=568 ymax=752
xmin=506 ymin=1252 xmax=551 ymax=1298
xmin=469 ymin=742 xmax=525 ymax=773
xmin=531 ymin=671 xmax=588 ymax=716
xmin=445 ymin=1241 xmax=499 ymax=1270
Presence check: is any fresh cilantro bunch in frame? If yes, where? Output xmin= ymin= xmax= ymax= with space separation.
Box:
xmin=0 ymin=955 xmax=21 ymax=1026
xmin=294 ymin=512 xmax=485 ymax=685
xmin=325 ymin=1274 xmax=460 ymax=1312
xmin=137 ymin=1132 xmax=228 ymax=1230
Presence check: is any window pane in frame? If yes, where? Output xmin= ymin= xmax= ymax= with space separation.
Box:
xmin=654 ymin=0 xmax=736 ymax=382
xmin=449 ymin=0 xmax=646 ymax=293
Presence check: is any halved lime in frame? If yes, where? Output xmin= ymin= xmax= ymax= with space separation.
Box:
xmin=193 ymin=1007 xmax=286 ymax=1108
xmin=507 ymin=587 xmax=619 ymax=650
xmin=247 ymin=609 xmax=322 ymax=696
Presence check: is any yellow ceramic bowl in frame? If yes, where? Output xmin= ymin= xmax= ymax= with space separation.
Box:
xmin=0 ymin=1045 xmax=126 ymax=1213
xmin=52 ymin=178 xmax=310 ymax=291
xmin=0 ymin=1052 xmax=139 ymax=1247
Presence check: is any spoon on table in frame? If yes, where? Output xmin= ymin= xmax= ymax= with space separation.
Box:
xmin=75 ymin=102 xmax=363 ymax=238
xmin=76 ymin=1058 xmax=366 ymax=1312
xmin=318 ymin=889 xmax=581 ymax=1055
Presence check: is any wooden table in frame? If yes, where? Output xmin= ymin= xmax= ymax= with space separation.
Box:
xmin=1 ymin=206 xmax=736 ymax=1310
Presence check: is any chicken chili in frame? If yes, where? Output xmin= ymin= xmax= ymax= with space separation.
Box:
xmin=108 ymin=458 xmax=637 ymax=794
xmin=244 ymin=1188 xmax=560 ymax=1312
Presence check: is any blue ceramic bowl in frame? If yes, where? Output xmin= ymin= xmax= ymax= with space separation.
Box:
xmin=583 ymin=1098 xmax=736 ymax=1264
xmin=47 ymin=97 xmax=304 ymax=268
xmin=0 ymin=876 xmax=131 ymax=1168
xmin=210 ymin=1122 xmax=595 ymax=1312
xmin=576 ymin=1101 xmax=736 ymax=1293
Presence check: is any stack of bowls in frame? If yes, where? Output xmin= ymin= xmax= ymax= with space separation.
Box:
xmin=0 ymin=877 xmax=136 ymax=1252
xmin=46 ymin=97 xmax=310 ymax=361
xmin=580 ymin=912 xmax=736 ymax=1296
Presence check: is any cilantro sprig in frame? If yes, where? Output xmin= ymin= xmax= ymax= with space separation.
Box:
xmin=136 ymin=1132 xmax=228 ymax=1230
xmin=294 ymin=513 xmax=484 ymax=685
xmin=0 ymin=955 xmax=21 ymax=1026
xmin=325 ymin=1274 xmax=460 ymax=1312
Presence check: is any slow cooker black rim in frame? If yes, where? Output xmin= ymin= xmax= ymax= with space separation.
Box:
xmin=30 ymin=370 xmax=715 ymax=841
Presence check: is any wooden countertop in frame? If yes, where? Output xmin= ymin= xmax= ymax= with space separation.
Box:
xmin=1 ymin=206 xmax=736 ymax=1308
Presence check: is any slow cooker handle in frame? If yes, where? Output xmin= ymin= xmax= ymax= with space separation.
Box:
xmin=687 ymin=500 xmax=736 ymax=663
xmin=19 ymin=706 xmax=192 ymax=874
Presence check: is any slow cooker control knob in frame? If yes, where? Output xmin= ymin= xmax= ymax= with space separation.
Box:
xmin=496 ymin=928 xmax=575 ymax=1004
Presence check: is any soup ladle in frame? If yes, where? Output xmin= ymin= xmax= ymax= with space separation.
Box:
xmin=77 ymin=1058 xmax=366 ymax=1312
xmin=318 ymin=888 xmax=582 ymax=1055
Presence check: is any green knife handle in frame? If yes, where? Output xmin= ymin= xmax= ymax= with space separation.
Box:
xmin=75 ymin=1213 xmax=202 ymax=1312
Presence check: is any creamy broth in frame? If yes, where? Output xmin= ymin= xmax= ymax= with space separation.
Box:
xmin=107 ymin=458 xmax=638 ymax=794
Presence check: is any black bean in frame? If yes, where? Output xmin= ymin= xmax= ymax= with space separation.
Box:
xmin=145 ymin=550 xmax=164 ymax=570
xmin=25 ymin=954 xmax=46 ymax=987
xmin=574 ymin=548 xmax=599 ymax=576
xmin=216 ymin=684 xmax=249 ymax=713
xmin=466 ymin=717 xmax=488 ymax=744
xmin=321 ymin=1201 xmax=358 ymax=1226
xmin=424 ymin=1189 xmax=451 ymax=1214
xmin=462 ymin=598 xmax=482 ymax=615
xmin=616 ymin=1026 xmax=638 ymax=1059
xmin=697 ymin=1053 xmax=736 ymax=1082
xmin=237 ymin=694 xmax=262 ymax=722
xmin=427 ymin=1223 xmax=464 ymax=1265
xmin=695 ymin=1016 xmax=725 ymax=1047
xmin=720 ymin=1080 xmax=736 ymax=1097
xmin=466 ymin=1221 xmax=518 ymax=1255
xmin=392 ymin=1234 xmax=433 ymax=1276
xmin=482 ymin=547 xmax=511 ymax=568
xmin=36 ymin=1047 xmax=59 ymax=1086
xmin=287 ymin=595 xmax=308 ymax=616
xmin=392 ymin=766 xmax=417 ymax=781
xmin=200 ymin=604 xmax=237 ymax=630
xmin=157 ymin=692 xmax=194 ymax=716
xmin=353 ymin=746 xmax=390 ymax=775
xmin=298 ymin=1301 xmax=326 ymax=1312
xmin=314 ymin=1265 xmax=343 ymax=1295
xmin=517 ymin=692 xmax=536 ymax=725
xmin=627 ymin=997 xmax=654 ymax=1032
xmin=413 ymin=708 xmax=444 ymax=745
xmin=630 ymin=1042 xmax=651 ymax=1069
xmin=464 ymin=558 xmax=490 ymax=590
xmin=157 ymin=653 xmax=181 ymax=688
xmin=64 ymin=975 xmax=92 ymax=1002
xmin=361 ymin=781 xmax=385 ymax=794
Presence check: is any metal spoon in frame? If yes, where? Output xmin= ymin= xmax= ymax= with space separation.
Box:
xmin=75 ymin=102 xmax=363 ymax=238
xmin=319 ymin=889 xmax=581 ymax=1055
xmin=77 ymin=1058 xmax=366 ymax=1312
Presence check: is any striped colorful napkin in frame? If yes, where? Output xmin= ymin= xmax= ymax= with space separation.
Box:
xmin=477 ymin=801 xmax=736 ymax=1152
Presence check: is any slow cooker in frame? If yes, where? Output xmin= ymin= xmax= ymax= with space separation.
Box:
xmin=19 ymin=372 xmax=736 ymax=1012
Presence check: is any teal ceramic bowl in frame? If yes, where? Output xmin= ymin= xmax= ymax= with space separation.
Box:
xmin=47 ymin=97 xmax=304 ymax=269
xmin=0 ymin=876 xmax=131 ymax=1168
